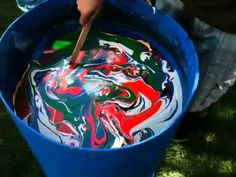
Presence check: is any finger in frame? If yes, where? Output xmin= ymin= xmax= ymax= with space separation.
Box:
xmin=89 ymin=3 xmax=103 ymax=23
xmin=80 ymin=10 xmax=94 ymax=27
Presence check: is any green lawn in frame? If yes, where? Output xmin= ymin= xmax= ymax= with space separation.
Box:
xmin=0 ymin=1 xmax=236 ymax=176
xmin=156 ymin=84 xmax=236 ymax=177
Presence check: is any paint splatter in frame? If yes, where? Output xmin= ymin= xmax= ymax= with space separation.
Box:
xmin=13 ymin=31 xmax=182 ymax=148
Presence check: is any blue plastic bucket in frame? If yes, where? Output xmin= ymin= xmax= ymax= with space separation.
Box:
xmin=0 ymin=0 xmax=198 ymax=177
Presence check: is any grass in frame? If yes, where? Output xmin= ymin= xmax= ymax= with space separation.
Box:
xmin=156 ymin=84 xmax=236 ymax=177
xmin=0 ymin=1 xmax=236 ymax=176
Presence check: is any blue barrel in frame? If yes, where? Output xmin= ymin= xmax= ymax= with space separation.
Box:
xmin=0 ymin=0 xmax=198 ymax=177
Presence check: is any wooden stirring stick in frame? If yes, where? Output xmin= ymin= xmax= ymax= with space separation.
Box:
xmin=70 ymin=24 xmax=91 ymax=65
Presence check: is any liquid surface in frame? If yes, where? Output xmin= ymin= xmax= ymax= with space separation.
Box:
xmin=14 ymin=31 xmax=182 ymax=148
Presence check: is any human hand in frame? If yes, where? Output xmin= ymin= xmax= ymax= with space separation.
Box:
xmin=77 ymin=0 xmax=104 ymax=27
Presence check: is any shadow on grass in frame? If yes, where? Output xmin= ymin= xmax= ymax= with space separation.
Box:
xmin=157 ymin=84 xmax=236 ymax=177
xmin=0 ymin=103 xmax=45 ymax=177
